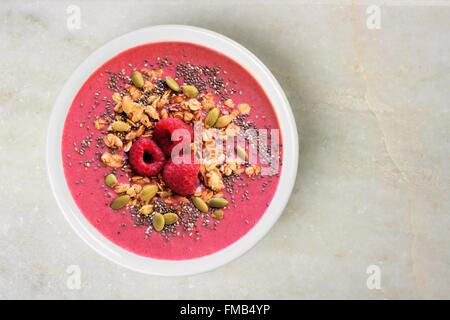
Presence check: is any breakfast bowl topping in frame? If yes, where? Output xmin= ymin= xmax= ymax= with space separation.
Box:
xmin=63 ymin=43 xmax=282 ymax=249
xmin=91 ymin=63 xmax=280 ymax=238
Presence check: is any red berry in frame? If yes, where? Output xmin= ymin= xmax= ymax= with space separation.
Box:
xmin=162 ymin=160 xmax=200 ymax=196
xmin=128 ymin=138 xmax=165 ymax=177
xmin=154 ymin=118 xmax=193 ymax=157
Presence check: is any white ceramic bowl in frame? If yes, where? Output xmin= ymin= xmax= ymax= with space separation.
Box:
xmin=47 ymin=25 xmax=298 ymax=276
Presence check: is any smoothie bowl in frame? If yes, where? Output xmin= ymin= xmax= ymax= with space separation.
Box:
xmin=47 ymin=26 xmax=298 ymax=275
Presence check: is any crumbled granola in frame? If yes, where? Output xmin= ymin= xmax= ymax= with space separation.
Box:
xmin=238 ymin=103 xmax=251 ymax=114
xmin=139 ymin=204 xmax=154 ymax=215
xmin=94 ymin=118 xmax=106 ymax=130
xmin=104 ymin=133 xmax=123 ymax=149
xmin=245 ymin=165 xmax=261 ymax=177
xmin=126 ymin=184 xmax=143 ymax=197
xmin=114 ymin=183 xmax=131 ymax=194
xmin=101 ymin=152 xmax=124 ymax=168
xmin=186 ymin=98 xmax=202 ymax=111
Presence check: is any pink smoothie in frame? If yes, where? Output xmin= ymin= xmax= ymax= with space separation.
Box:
xmin=62 ymin=42 xmax=282 ymax=260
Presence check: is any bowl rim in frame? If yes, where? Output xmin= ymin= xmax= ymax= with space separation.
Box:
xmin=47 ymin=25 xmax=298 ymax=276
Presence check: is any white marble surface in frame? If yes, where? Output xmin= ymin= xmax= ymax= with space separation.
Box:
xmin=1 ymin=0 xmax=449 ymax=299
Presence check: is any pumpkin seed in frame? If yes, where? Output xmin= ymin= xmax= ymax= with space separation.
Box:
xmin=105 ymin=173 xmax=118 ymax=187
xmin=214 ymin=115 xmax=232 ymax=128
xmin=152 ymin=213 xmax=165 ymax=232
xmin=163 ymin=212 xmax=179 ymax=225
xmin=110 ymin=195 xmax=130 ymax=210
xmin=205 ymin=108 xmax=220 ymax=127
xmin=111 ymin=120 xmax=130 ymax=132
xmin=165 ymin=77 xmax=180 ymax=92
xmin=207 ymin=197 xmax=228 ymax=208
xmin=192 ymin=196 xmax=208 ymax=213
xmin=236 ymin=146 xmax=248 ymax=161
xmin=139 ymin=185 xmax=158 ymax=202
xmin=131 ymin=71 xmax=144 ymax=88
xmin=212 ymin=210 xmax=224 ymax=220
xmin=182 ymin=85 xmax=199 ymax=98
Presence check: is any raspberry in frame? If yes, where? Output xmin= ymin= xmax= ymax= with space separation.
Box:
xmin=162 ymin=160 xmax=200 ymax=196
xmin=154 ymin=118 xmax=193 ymax=157
xmin=128 ymin=137 xmax=165 ymax=177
